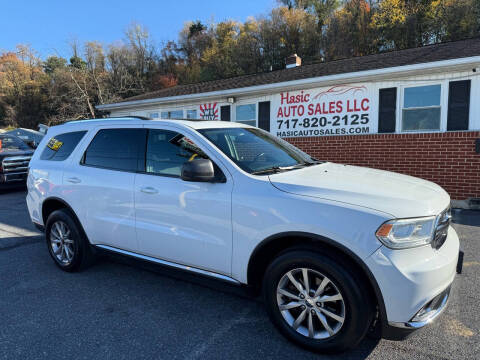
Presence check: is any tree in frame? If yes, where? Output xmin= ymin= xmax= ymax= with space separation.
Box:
xmin=325 ymin=0 xmax=375 ymax=60
xmin=200 ymin=21 xmax=242 ymax=80
xmin=235 ymin=19 xmax=263 ymax=74
xmin=427 ymin=0 xmax=480 ymax=42
xmin=125 ymin=22 xmax=156 ymax=92
xmin=0 ymin=50 xmax=49 ymax=128
xmin=43 ymin=56 xmax=67 ymax=75
xmin=258 ymin=6 xmax=320 ymax=70
xmin=372 ymin=0 xmax=433 ymax=50
xmin=280 ymin=0 xmax=340 ymax=31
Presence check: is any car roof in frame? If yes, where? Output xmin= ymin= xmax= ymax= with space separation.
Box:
xmin=57 ymin=117 xmax=251 ymax=131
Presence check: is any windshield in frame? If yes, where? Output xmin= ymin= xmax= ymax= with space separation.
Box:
xmin=199 ymin=127 xmax=318 ymax=174
xmin=0 ymin=135 xmax=30 ymax=151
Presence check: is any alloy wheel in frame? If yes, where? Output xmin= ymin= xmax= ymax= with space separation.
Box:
xmin=50 ymin=221 xmax=75 ymax=265
xmin=276 ymin=268 xmax=345 ymax=339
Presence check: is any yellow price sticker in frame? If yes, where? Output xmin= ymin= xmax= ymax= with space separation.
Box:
xmin=47 ymin=138 xmax=63 ymax=151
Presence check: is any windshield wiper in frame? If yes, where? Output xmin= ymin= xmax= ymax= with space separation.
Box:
xmin=302 ymin=160 xmax=323 ymax=166
xmin=252 ymin=160 xmax=323 ymax=175
xmin=252 ymin=164 xmax=304 ymax=175
xmin=251 ymin=166 xmax=284 ymax=175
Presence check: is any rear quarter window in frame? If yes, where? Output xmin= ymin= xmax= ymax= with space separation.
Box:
xmin=40 ymin=131 xmax=87 ymax=161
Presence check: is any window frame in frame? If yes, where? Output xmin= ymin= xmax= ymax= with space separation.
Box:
xmin=400 ymin=83 xmax=443 ymax=132
xmin=142 ymin=128 xmax=203 ymax=179
xmin=139 ymin=127 xmax=226 ymax=182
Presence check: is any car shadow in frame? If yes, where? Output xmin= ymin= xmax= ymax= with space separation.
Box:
xmin=0 ymin=234 xmax=43 ymax=251
xmin=102 ymin=251 xmax=380 ymax=359
xmin=0 ymin=185 xmax=27 ymax=195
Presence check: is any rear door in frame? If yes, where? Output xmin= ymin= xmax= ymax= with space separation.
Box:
xmin=134 ymin=125 xmax=233 ymax=275
xmin=62 ymin=125 xmax=146 ymax=252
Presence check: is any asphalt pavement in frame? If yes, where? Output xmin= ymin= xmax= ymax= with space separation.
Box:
xmin=0 ymin=188 xmax=479 ymax=359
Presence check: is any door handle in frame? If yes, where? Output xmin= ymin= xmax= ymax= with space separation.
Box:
xmin=67 ymin=177 xmax=81 ymax=184
xmin=140 ymin=186 xmax=158 ymax=195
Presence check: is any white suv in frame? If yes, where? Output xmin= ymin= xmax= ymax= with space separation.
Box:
xmin=27 ymin=118 xmax=460 ymax=353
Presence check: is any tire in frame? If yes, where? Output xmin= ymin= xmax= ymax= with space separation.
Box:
xmin=262 ymin=250 xmax=374 ymax=353
xmin=45 ymin=208 xmax=94 ymax=272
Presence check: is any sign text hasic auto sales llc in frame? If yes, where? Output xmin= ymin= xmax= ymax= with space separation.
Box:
xmin=272 ymin=84 xmax=376 ymax=138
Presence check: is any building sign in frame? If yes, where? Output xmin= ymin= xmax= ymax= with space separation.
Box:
xmin=272 ymin=84 xmax=376 ymax=137
xmin=199 ymin=103 xmax=219 ymax=120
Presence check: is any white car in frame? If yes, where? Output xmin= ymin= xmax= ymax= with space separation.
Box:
xmin=27 ymin=117 xmax=460 ymax=353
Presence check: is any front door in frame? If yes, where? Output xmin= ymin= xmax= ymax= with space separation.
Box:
xmin=134 ymin=127 xmax=233 ymax=275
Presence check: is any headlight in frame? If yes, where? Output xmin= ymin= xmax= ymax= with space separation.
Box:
xmin=375 ymin=216 xmax=436 ymax=249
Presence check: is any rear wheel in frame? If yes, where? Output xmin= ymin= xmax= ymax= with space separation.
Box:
xmin=263 ymin=250 xmax=373 ymax=353
xmin=45 ymin=209 xmax=94 ymax=272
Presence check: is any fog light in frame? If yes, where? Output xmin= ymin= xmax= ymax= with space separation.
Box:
xmin=411 ymin=286 xmax=450 ymax=322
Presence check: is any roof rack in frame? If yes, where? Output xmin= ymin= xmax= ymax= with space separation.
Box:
xmin=64 ymin=116 xmax=211 ymax=124
xmin=65 ymin=116 xmax=152 ymax=124
xmin=156 ymin=117 xmax=208 ymax=122
xmin=129 ymin=116 xmax=152 ymax=120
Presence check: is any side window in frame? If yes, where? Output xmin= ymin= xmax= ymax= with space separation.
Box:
xmin=40 ymin=131 xmax=87 ymax=161
xmin=82 ymin=128 xmax=146 ymax=172
xmin=145 ymin=129 xmax=208 ymax=177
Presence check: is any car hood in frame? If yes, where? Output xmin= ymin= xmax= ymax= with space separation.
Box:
xmin=268 ymin=162 xmax=450 ymax=218
xmin=0 ymin=149 xmax=34 ymax=159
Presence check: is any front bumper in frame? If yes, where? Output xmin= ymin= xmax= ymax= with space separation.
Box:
xmin=366 ymin=226 xmax=459 ymax=336
xmin=0 ymin=171 xmax=28 ymax=184
xmin=389 ymin=284 xmax=451 ymax=329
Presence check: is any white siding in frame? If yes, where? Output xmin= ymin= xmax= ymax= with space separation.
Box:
xmin=107 ymin=69 xmax=480 ymax=133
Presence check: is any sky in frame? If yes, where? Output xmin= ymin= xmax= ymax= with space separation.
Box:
xmin=0 ymin=0 xmax=276 ymax=59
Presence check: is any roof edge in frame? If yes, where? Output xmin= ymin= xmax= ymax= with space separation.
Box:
xmin=97 ymin=55 xmax=480 ymax=111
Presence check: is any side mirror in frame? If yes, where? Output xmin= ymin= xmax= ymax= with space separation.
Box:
xmin=181 ymin=158 xmax=215 ymax=182
xmin=26 ymin=140 xmax=37 ymax=149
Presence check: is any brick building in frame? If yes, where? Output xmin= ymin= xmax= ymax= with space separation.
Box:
xmin=97 ymin=38 xmax=480 ymax=201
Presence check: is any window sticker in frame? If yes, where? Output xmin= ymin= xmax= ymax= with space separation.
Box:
xmin=47 ymin=138 xmax=63 ymax=151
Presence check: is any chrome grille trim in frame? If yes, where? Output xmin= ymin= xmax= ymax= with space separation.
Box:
xmin=1 ymin=156 xmax=31 ymax=182
xmin=2 ymin=156 xmax=31 ymax=173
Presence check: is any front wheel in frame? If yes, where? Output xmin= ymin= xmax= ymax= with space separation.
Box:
xmin=262 ymin=250 xmax=373 ymax=353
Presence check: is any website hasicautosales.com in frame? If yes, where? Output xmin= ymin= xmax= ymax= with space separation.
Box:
xmin=276 ymin=126 xmax=370 ymax=138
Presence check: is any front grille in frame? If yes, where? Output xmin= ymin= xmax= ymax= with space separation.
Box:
xmin=432 ymin=207 xmax=451 ymax=249
xmin=1 ymin=156 xmax=31 ymax=181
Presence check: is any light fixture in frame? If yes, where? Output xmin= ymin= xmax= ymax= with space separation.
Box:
xmin=227 ymin=97 xmax=235 ymax=104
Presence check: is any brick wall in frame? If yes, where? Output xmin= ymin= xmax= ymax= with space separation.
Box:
xmin=286 ymin=131 xmax=480 ymax=200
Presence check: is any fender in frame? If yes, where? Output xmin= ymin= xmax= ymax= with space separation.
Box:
xmin=42 ymin=196 xmax=92 ymax=245
xmin=247 ymin=231 xmax=388 ymax=334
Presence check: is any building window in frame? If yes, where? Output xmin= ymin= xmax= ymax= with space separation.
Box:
xmin=161 ymin=110 xmax=184 ymax=119
xmin=402 ymin=85 xmax=441 ymax=131
xmin=236 ymin=104 xmax=256 ymax=126
xmin=148 ymin=112 xmax=159 ymax=119
xmin=186 ymin=110 xmax=197 ymax=119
